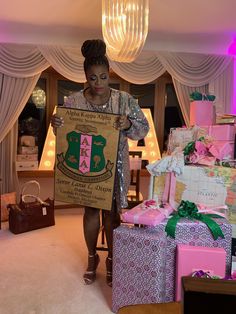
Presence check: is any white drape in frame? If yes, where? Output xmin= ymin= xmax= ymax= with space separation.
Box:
xmin=0 ymin=43 xmax=234 ymax=193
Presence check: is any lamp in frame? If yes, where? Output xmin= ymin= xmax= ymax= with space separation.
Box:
xmin=31 ymin=86 xmax=46 ymax=108
xmin=102 ymin=0 xmax=149 ymax=62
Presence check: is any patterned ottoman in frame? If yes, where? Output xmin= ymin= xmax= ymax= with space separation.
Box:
xmin=112 ymin=225 xmax=167 ymax=313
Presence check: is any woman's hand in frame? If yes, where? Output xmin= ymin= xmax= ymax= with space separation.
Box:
xmin=51 ymin=114 xmax=64 ymax=128
xmin=114 ymin=115 xmax=131 ymax=131
xmin=51 ymin=114 xmax=64 ymax=135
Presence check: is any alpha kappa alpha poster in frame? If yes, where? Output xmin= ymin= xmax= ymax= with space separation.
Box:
xmin=54 ymin=107 xmax=120 ymax=210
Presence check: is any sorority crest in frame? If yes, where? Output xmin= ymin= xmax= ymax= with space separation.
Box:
xmin=55 ymin=107 xmax=120 ymax=210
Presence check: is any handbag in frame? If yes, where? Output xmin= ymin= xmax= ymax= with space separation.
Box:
xmin=8 ymin=180 xmax=55 ymax=234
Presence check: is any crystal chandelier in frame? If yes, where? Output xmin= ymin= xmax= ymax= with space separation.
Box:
xmin=31 ymin=86 xmax=46 ymax=108
xmin=102 ymin=0 xmax=149 ymax=63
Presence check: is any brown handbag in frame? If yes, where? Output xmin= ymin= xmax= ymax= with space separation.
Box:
xmin=8 ymin=180 xmax=55 ymax=234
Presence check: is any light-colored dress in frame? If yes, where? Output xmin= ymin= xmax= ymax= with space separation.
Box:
xmin=63 ymin=88 xmax=149 ymax=210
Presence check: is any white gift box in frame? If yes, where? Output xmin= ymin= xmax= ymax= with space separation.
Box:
xmin=16 ymin=161 xmax=38 ymax=171
xmin=18 ymin=146 xmax=38 ymax=155
xmin=17 ymin=154 xmax=38 ymax=161
xmin=167 ymin=127 xmax=199 ymax=153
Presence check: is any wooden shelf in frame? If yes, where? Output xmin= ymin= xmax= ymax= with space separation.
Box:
xmin=17 ymin=170 xmax=54 ymax=178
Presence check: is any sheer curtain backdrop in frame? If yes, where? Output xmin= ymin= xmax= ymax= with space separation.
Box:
xmin=0 ymin=43 xmax=234 ymax=193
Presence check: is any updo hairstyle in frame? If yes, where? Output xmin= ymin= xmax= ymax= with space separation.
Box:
xmin=81 ymin=39 xmax=109 ymax=73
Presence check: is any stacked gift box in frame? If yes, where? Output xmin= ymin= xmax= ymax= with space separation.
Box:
xmin=16 ymin=135 xmax=38 ymax=171
xmin=112 ymin=92 xmax=235 ymax=313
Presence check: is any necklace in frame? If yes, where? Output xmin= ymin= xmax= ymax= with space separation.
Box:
xmin=88 ymin=100 xmax=112 ymax=113
xmin=85 ymin=88 xmax=113 ymax=113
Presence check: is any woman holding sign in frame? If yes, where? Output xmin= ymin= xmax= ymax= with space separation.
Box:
xmin=51 ymin=39 xmax=149 ymax=286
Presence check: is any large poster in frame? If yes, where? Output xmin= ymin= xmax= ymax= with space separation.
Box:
xmin=54 ymin=107 xmax=120 ymax=210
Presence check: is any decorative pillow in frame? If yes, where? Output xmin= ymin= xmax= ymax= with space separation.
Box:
xmin=1 ymin=192 xmax=16 ymax=222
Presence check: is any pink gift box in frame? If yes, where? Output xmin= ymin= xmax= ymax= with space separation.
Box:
xmin=122 ymin=200 xmax=173 ymax=226
xmin=199 ymin=124 xmax=236 ymax=141
xmin=175 ymin=244 xmax=226 ymax=301
xmin=190 ymin=101 xmax=215 ymax=126
xmin=209 ymin=140 xmax=234 ymax=160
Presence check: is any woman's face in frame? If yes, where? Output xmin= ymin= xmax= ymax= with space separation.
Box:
xmin=85 ymin=64 xmax=110 ymax=96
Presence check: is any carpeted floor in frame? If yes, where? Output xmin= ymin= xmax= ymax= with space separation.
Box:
xmin=0 ymin=208 xmax=113 ymax=314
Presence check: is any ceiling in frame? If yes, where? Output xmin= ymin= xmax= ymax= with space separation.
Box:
xmin=1 ymin=0 xmax=236 ymax=55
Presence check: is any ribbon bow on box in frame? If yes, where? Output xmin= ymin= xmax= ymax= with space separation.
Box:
xmin=190 ymin=91 xmax=216 ymax=102
xmin=165 ymin=200 xmax=225 ymax=240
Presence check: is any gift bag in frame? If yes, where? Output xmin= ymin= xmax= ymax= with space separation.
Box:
xmin=190 ymin=100 xmax=215 ymax=126
xmin=8 ymin=180 xmax=55 ymax=234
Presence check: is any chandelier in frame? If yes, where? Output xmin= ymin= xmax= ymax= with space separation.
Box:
xmin=102 ymin=0 xmax=149 ymax=63
xmin=31 ymin=86 xmax=46 ymax=108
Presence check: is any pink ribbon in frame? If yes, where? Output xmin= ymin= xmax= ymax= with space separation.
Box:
xmin=187 ymin=139 xmax=232 ymax=165
xmin=196 ymin=203 xmax=228 ymax=219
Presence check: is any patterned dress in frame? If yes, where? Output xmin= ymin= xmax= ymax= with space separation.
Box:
xmin=63 ymin=88 xmax=149 ymax=210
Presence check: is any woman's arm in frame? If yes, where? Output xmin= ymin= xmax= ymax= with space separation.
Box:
xmin=122 ymin=93 xmax=150 ymax=141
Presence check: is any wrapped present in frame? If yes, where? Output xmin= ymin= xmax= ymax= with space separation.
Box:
xmin=190 ymin=101 xmax=215 ymax=126
xmin=208 ymin=140 xmax=234 ymax=160
xmin=153 ymin=217 xmax=232 ymax=302
xmin=183 ymin=137 xmax=233 ymax=164
xmin=216 ymin=113 xmax=236 ymax=124
xmin=198 ymin=124 xmax=236 ymax=142
xmin=175 ymin=244 xmax=226 ymax=301
xmin=16 ymin=161 xmax=38 ymax=171
xmin=112 ymin=225 xmax=167 ymax=313
xmin=122 ymin=199 xmax=173 ymax=226
xmin=167 ymin=127 xmax=199 ymax=154
xmin=151 ymin=165 xmax=236 ymax=222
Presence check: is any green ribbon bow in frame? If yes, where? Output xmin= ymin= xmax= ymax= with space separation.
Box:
xmin=165 ymin=200 xmax=225 ymax=240
xmin=190 ymin=91 xmax=216 ymax=102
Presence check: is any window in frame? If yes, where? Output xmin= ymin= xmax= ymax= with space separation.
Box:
xmin=58 ymin=80 xmax=84 ymax=106
xmin=130 ymin=83 xmax=155 ymax=116
xmin=164 ymin=83 xmax=184 ymax=150
xmin=18 ymin=78 xmax=47 ymax=164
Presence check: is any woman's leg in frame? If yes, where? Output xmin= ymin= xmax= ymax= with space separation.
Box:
xmin=103 ymin=203 xmax=121 ymax=286
xmin=83 ymin=206 xmax=100 ymax=284
xmin=83 ymin=206 xmax=100 ymax=255
xmin=103 ymin=208 xmax=121 ymax=257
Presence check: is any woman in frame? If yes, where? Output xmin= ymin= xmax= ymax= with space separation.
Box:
xmin=51 ymin=39 xmax=149 ymax=286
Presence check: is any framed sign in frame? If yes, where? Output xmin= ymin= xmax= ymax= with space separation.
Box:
xmin=54 ymin=107 xmax=120 ymax=210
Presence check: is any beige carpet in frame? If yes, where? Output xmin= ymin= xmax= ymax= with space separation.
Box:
xmin=0 ymin=208 xmax=113 ymax=314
